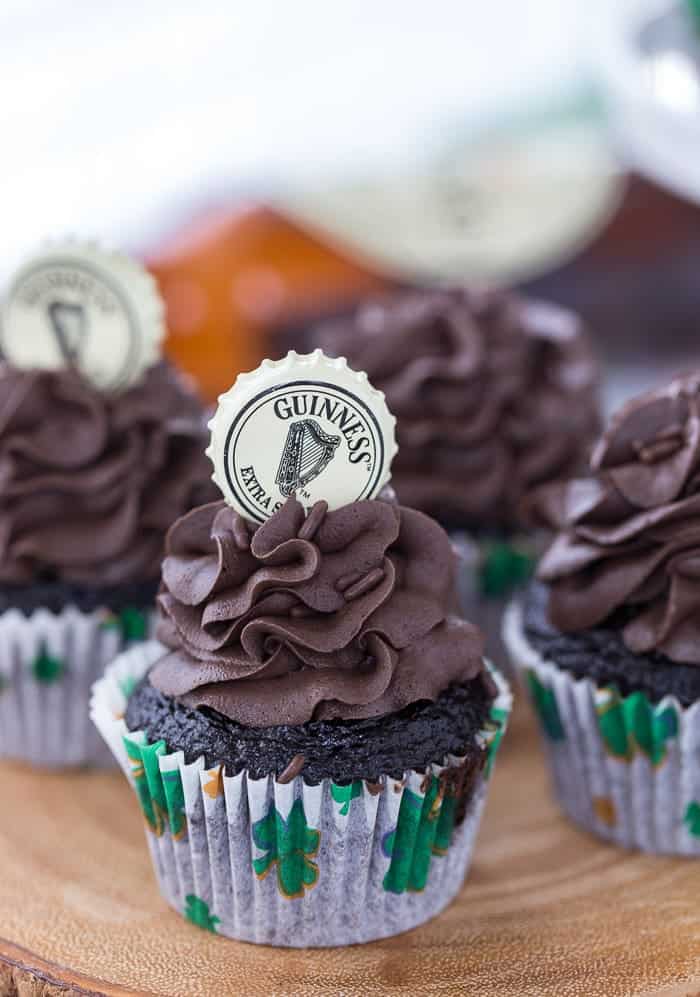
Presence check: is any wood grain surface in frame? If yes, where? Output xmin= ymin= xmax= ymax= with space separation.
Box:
xmin=1 ymin=702 xmax=699 ymax=997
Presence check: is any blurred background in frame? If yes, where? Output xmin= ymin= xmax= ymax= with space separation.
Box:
xmin=2 ymin=0 xmax=699 ymax=406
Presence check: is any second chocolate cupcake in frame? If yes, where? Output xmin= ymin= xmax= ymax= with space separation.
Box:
xmin=313 ymin=286 xmax=601 ymax=664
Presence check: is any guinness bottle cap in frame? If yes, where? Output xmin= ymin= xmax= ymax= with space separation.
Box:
xmin=0 ymin=240 xmax=165 ymax=392
xmin=208 ymin=350 xmax=397 ymax=522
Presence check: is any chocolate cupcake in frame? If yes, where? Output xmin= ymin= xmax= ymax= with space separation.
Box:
xmin=504 ymin=373 xmax=700 ymax=854
xmin=0 ymin=243 xmax=213 ymax=766
xmin=91 ymin=351 xmax=511 ymax=946
xmin=312 ymin=287 xmax=600 ymax=663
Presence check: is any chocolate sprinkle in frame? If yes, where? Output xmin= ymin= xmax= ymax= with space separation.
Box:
xmin=232 ymin=514 xmax=251 ymax=551
xmin=297 ymin=500 xmax=327 ymax=541
xmin=335 ymin=570 xmax=363 ymax=593
xmin=343 ymin=567 xmax=385 ymax=601
xmin=277 ymin=753 xmax=306 ymax=784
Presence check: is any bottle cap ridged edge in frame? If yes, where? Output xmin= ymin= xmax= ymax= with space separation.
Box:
xmin=207 ymin=349 xmax=398 ymax=521
xmin=0 ymin=238 xmax=165 ymax=391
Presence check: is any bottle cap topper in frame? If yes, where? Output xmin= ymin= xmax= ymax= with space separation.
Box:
xmin=0 ymin=241 xmax=164 ymax=392
xmin=208 ymin=350 xmax=397 ymax=522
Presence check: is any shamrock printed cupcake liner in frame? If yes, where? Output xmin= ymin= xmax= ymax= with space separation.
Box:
xmin=91 ymin=641 xmax=511 ymax=947
xmin=451 ymin=531 xmax=539 ymax=673
xmin=503 ymin=603 xmax=700 ymax=856
xmin=0 ymin=604 xmax=154 ymax=767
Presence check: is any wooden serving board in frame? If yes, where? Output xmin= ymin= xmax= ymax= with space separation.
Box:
xmin=1 ymin=704 xmax=699 ymax=997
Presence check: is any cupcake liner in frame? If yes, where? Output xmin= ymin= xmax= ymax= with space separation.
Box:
xmin=503 ymin=602 xmax=700 ymax=856
xmin=451 ymin=530 xmax=540 ymax=673
xmin=91 ymin=642 xmax=511 ymax=947
xmin=0 ymin=604 xmax=154 ymax=767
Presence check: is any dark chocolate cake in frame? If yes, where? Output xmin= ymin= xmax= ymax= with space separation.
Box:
xmin=523 ymin=582 xmax=700 ymax=707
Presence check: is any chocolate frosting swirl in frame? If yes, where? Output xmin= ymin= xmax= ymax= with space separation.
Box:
xmin=529 ymin=372 xmax=700 ymax=665
xmin=0 ymin=362 xmax=212 ymax=586
xmin=150 ymin=496 xmax=488 ymax=726
xmin=315 ymin=287 xmax=599 ymax=531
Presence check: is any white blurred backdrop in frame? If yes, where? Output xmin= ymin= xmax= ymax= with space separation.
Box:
xmin=0 ymin=0 xmax=602 ymax=272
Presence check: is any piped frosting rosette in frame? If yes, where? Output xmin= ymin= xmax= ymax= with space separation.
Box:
xmin=151 ymin=496 xmax=487 ymax=727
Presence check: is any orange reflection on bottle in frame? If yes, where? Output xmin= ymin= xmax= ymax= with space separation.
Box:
xmin=147 ymin=202 xmax=390 ymax=402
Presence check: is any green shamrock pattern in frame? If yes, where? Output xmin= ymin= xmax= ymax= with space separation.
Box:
xmin=688 ymin=0 xmax=700 ymax=31
xmin=382 ymin=778 xmax=448 ymax=893
xmin=252 ymin=799 xmax=320 ymax=899
xmin=101 ymin=607 xmax=149 ymax=643
xmin=432 ymin=791 xmax=459 ymax=858
xmin=479 ymin=539 xmax=535 ymax=598
xmin=525 ymin=670 xmax=565 ymax=741
xmin=684 ymin=802 xmax=700 ymax=838
xmin=118 ymin=702 xmax=509 ymax=911
xmin=119 ymin=607 xmax=149 ymax=642
xmin=118 ymin=675 xmax=138 ymax=701
xmin=32 ymin=644 xmax=65 ymax=684
xmin=122 ymin=735 xmax=187 ymax=839
xmin=483 ymin=704 xmax=509 ymax=778
xmin=161 ymin=767 xmax=187 ymax=839
xmin=382 ymin=689 xmax=509 ymax=893
xmin=595 ymin=688 xmax=679 ymax=767
xmin=184 ymin=894 xmax=220 ymax=933
xmin=330 ymin=780 xmax=363 ymax=816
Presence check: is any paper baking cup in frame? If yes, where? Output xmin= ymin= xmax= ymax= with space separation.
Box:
xmin=451 ymin=531 xmax=539 ymax=673
xmin=0 ymin=604 xmax=154 ymax=767
xmin=503 ymin=602 xmax=700 ymax=856
xmin=91 ymin=642 xmax=511 ymax=947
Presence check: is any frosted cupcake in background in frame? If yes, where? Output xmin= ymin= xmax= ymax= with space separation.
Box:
xmin=0 ymin=242 xmax=214 ymax=766
xmin=312 ymin=287 xmax=600 ymax=665
xmin=504 ymin=373 xmax=700 ymax=854
xmin=92 ymin=350 xmax=511 ymax=947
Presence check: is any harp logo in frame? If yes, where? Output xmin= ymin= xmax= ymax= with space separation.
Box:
xmin=275 ymin=419 xmax=341 ymax=497
xmin=0 ymin=244 xmax=164 ymax=392
xmin=47 ymin=300 xmax=87 ymax=365
xmin=210 ymin=354 xmax=397 ymax=524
